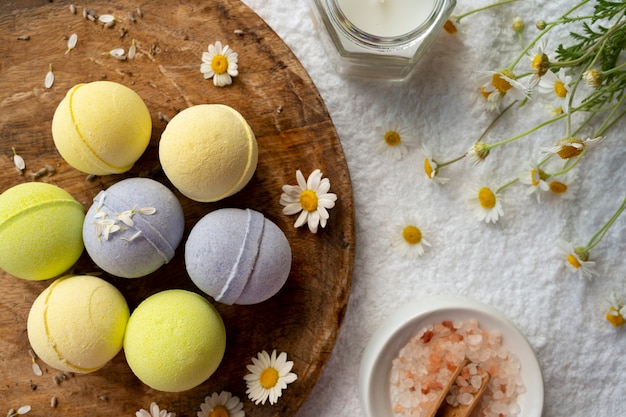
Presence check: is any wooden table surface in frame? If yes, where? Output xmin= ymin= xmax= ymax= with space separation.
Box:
xmin=0 ymin=0 xmax=354 ymax=415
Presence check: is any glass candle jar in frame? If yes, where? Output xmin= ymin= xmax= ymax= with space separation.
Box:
xmin=309 ymin=0 xmax=456 ymax=80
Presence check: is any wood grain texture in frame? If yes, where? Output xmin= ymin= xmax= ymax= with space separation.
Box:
xmin=0 ymin=1 xmax=354 ymax=415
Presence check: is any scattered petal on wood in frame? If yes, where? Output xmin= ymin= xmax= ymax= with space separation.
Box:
xmin=106 ymin=48 xmax=126 ymax=60
xmin=17 ymin=35 xmax=30 ymax=40
xmin=32 ymin=362 xmax=43 ymax=377
xmin=16 ymin=405 xmax=31 ymax=415
xmin=65 ymin=33 xmax=77 ymax=54
xmin=69 ymin=4 xmax=76 ymax=14
xmin=45 ymin=64 xmax=54 ymax=88
xmin=98 ymin=14 xmax=115 ymax=24
xmin=12 ymin=147 xmax=25 ymax=171
xmin=128 ymin=39 xmax=136 ymax=59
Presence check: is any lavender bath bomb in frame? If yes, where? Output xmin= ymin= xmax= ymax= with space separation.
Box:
xmin=185 ymin=208 xmax=292 ymax=305
xmin=83 ymin=178 xmax=184 ymax=278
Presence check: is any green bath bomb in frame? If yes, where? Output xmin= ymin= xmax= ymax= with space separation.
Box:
xmin=27 ymin=275 xmax=130 ymax=373
xmin=124 ymin=289 xmax=226 ymax=392
xmin=0 ymin=182 xmax=84 ymax=280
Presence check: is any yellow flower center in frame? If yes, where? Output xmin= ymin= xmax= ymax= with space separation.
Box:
xmin=606 ymin=308 xmax=626 ymax=327
xmin=492 ymin=73 xmax=513 ymax=93
xmin=549 ymin=181 xmax=568 ymax=194
xmin=566 ymin=254 xmax=581 ymax=269
xmin=480 ymin=86 xmax=490 ymax=100
xmin=211 ymin=55 xmax=229 ymax=74
xmin=556 ymin=138 xmax=584 ymax=159
xmin=384 ymin=130 xmax=401 ymax=147
xmin=209 ymin=405 xmax=230 ymax=417
xmin=402 ymin=225 xmax=422 ymax=245
xmin=478 ymin=187 xmax=496 ymax=209
xmin=260 ymin=367 xmax=279 ymax=389
xmin=424 ymin=158 xmax=434 ymax=178
xmin=531 ymin=54 xmax=549 ymax=76
xmin=554 ymin=80 xmax=568 ymax=98
xmin=443 ymin=19 xmax=457 ymax=34
xmin=300 ymin=189 xmax=318 ymax=212
xmin=530 ymin=169 xmax=540 ymax=186
xmin=530 ymin=168 xmax=549 ymax=186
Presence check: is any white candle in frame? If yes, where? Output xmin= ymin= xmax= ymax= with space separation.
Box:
xmin=336 ymin=0 xmax=436 ymax=38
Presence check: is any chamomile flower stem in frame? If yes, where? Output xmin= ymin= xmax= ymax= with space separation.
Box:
xmin=553 ymin=18 xmax=626 ymax=68
xmin=496 ymin=177 xmax=519 ymax=194
xmin=434 ymin=153 xmax=466 ymax=169
xmin=483 ymin=102 xmax=516 ymax=141
xmin=452 ymin=0 xmax=518 ymax=23
xmin=549 ymin=152 xmax=585 ymax=177
xmin=507 ymin=0 xmax=590 ymax=70
xmin=594 ymin=93 xmax=626 ymax=137
xmin=564 ymin=57 xmax=590 ymax=136
xmin=436 ymin=102 xmax=515 ymax=168
xmin=602 ymin=60 xmax=626 ymax=76
xmin=584 ymin=196 xmax=626 ymax=252
xmin=486 ymin=113 xmax=567 ymax=151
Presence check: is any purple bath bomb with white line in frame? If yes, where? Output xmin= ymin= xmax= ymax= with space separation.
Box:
xmin=185 ymin=208 xmax=292 ymax=305
xmin=83 ymin=178 xmax=185 ymax=278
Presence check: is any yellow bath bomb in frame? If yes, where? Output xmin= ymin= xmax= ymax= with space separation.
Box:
xmin=27 ymin=275 xmax=130 ymax=373
xmin=124 ymin=289 xmax=226 ymax=392
xmin=52 ymin=81 xmax=152 ymax=175
xmin=0 ymin=182 xmax=84 ymax=280
xmin=159 ymin=104 xmax=258 ymax=202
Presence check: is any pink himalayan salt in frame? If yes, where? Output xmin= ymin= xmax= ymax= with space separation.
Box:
xmin=389 ymin=319 xmax=525 ymax=417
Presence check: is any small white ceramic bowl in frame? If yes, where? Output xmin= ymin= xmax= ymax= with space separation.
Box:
xmin=359 ymin=295 xmax=543 ymax=417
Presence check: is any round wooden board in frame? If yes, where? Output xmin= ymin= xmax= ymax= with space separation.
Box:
xmin=0 ymin=1 xmax=354 ymax=415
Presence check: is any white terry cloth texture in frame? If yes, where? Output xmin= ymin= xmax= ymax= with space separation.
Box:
xmin=241 ymin=1 xmax=626 ymax=416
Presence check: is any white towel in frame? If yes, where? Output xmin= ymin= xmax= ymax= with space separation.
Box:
xmin=242 ymin=1 xmax=626 ymax=416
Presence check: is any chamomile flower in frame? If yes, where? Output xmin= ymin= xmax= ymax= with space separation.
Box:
xmin=538 ymin=68 xmax=571 ymax=112
xmin=527 ymin=40 xmax=550 ymax=87
xmin=541 ymin=136 xmax=604 ymax=159
xmin=443 ymin=19 xmax=458 ymax=34
xmin=136 ymin=402 xmax=175 ymax=417
xmin=467 ymin=182 xmax=504 ymax=224
xmin=546 ymin=173 xmax=577 ymax=201
xmin=244 ymin=350 xmax=297 ymax=405
xmin=606 ymin=291 xmax=626 ymax=327
xmin=467 ymin=141 xmax=490 ymax=165
xmin=583 ymin=68 xmax=603 ymax=89
xmin=546 ymin=103 xmax=564 ymax=116
xmin=280 ymin=169 xmax=337 ymax=233
xmin=391 ymin=214 xmax=432 ymax=258
xmin=479 ymin=68 xmax=529 ymax=111
xmin=198 ymin=391 xmax=245 ymax=417
xmin=556 ymin=239 xmax=597 ymax=280
xmin=374 ymin=124 xmax=415 ymax=160
xmin=518 ymin=161 xmax=549 ymax=202
xmin=419 ymin=146 xmax=449 ymax=184
xmin=201 ymin=41 xmax=239 ymax=87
